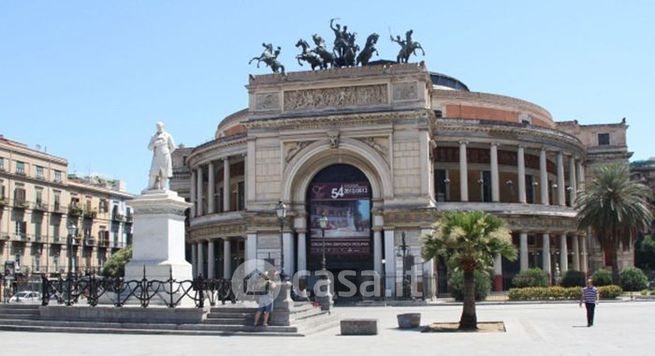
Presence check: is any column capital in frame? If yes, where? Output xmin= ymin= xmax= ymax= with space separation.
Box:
xmin=490 ymin=142 xmax=499 ymax=147
xmin=458 ymin=140 xmax=469 ymax=146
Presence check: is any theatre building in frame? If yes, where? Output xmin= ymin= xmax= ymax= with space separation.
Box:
xmin=172 ymin=63 xmax=630 ymax=299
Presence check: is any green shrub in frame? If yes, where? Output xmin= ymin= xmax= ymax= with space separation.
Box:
xmin=448 ymin=270 xmax=491 ymax=301
xmin=560 ymin=270 xmax=586 ymax=287
xmin=619 ymin=267 xmax=649 ymax=291
xmin=592 ymin=269 xmax=613 ymax=286
xmin=508 ymin=286 xmax=580 ymax=300
xmin=507 ymin=285 xmax=622 ymax=300
xmin=102 ymin=246 xmax=133 ymax=277
xmin=598 ymin=285 xmax=623 ymax=299
xmin=512 ymin=268 xmax=549 ymax=288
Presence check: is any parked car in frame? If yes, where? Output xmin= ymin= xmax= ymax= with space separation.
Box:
xmin=9 ymin=291 xmax=42 ymax=303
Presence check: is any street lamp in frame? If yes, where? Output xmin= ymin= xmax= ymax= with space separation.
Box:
xmin=399 ymin=232 xmax=410 ymax=299
xmin=319 ymin=214 xmax=328 ymax=271
xmin=66 ymin=222 xmax=77 ymax=306
xmin=275 ymin=201 xmax=287 ymax=280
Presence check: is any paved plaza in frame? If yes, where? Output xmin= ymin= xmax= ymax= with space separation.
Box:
xmin=1 ymin=301 xmax=652 ymax=356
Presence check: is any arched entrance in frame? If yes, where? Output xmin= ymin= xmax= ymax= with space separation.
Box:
xmin=306 ymin=164 xmax=373 ymax=299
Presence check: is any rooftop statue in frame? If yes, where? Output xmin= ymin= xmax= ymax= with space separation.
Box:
xmin=295 ymin=39 xmax=323 ymax=71
xmin=391 ymin=29 xmax=425 ymax=63
xmin=249 ymin=43 xmax=285 ymax=74
xmin=311 ymin=34 xmax=334 ymax=69
xmin=147 ymin=121 xmax=176 ymax=191
xmin=356 ymin=33 xmax=379 ymax=66
xmin=330 ymin=18 xmax=359 ymax=67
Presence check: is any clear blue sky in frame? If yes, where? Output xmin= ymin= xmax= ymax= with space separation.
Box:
xmin=1 ymin=1 xmax=653 ymax=194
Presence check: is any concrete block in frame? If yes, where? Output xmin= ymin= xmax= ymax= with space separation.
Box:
xmin=340 ymin=318 xmax=378 ymax=335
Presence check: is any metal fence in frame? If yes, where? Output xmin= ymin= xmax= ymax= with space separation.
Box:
xmin=40 ymin=268 xmax=235 ymax=308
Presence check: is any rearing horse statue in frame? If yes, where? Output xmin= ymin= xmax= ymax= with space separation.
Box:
xmin=391 ymin=30 xmax=425 ymax=64
xmin=356 ymin=33 xmax=379 ymax=66
xmin=249 ymin=43 xmax=285 ymax=74
xmin=295 ymin=39 xmax=323 ymax=71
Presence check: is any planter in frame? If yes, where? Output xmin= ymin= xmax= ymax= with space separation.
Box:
xmin=397 ymin=313 xmax=421 ymax=329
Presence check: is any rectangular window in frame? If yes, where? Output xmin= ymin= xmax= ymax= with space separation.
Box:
xmin=52 ymin=222 xmax=60 ymax=242
xmin=34 ymin=221 xmax=42 ymax=241
xmin=15 ymin=161 xmax=26 ymax=175
xmin=0 ymin=157 xmax=5 ymax=171
xmin=54 ymin=192 xmax=61 ymax=211
xmin=53 ymin=256 xmax=60 ymax=272
xmin=36 ymin=166 xmax=45 ymax=179
xmin=237 ymin=181 xmax=245 ymax=210
xmin=0 ymin=180 xmax=5 ymax=200
xmin=54 ymin=170 xmax=62 ymax=183
xmin=14 ymin=187 xmax=26 ymax=203
xmin=598 ymin=133 xmax=610 ymax=146
xmin=35 ymin=189 xmax=43 ymax=207
xmin=15 ymin=221 xmax=27 ymax=240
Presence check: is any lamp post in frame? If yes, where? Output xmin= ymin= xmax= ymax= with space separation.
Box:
xmin=319 ymin=214 xmax=328 ymax=271
xmin=275 ymin=201 xmax=287 ymax=280
xmin=66 ymin=222 xmax=77 ymax=306
xmin=399 ymin=232 xmax=410 ymax=299
xmin=381 ymin=258 xmax=386 ymax=304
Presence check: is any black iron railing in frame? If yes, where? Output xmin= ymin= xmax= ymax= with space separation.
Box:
xmin=40 ymin=268 xmax=235 ymax=308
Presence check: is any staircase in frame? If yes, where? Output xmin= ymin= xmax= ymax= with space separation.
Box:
xmin=0 ymin=302 xmax=339 ymax=336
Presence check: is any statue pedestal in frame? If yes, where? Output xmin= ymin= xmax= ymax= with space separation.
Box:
xmin=124 ymin=190 xmax=193 ymax=306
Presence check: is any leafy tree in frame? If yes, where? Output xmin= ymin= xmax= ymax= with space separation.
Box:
xmin=423 ymin=211 xmax=516 ymax=330
xmin=102 ymin=247 xmax=132 ymax=278
xmin=576 ymin=164 xmax=653 ymax=284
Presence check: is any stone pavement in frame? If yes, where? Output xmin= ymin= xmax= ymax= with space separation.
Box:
xmin=1 ymin=302 xmax=652 ymax=356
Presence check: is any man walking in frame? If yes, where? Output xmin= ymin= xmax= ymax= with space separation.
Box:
xmin=580 ymin=278 xmax=599 ymax=326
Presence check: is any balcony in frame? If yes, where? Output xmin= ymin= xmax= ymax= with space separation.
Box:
xmin=83 ymin=237 xmax=95 ymax=247
xmin=33 ymin=234 xmax=43 ymax=242
xmin=112 ymin=213 xmax=125 ymax=222
xmin=33 ymin=201 xmax=47 ymax=212
xmin=125 ymin=214 xmax=134 ymax=223
xmin=13 ymin=199 xmax=29 ymax=209
xmin=68 ymin=205 xmax=83 ymax=217
xmin=51 ymin=236 xmax=64 ymax=244
xmin=84 ymin=209 xmax=98 ymax=220
xmin=51 ymin=203 xmax=66 ymax=214
xmin=98 ymin=237 xmax=109 ymax=247
xmin=13 ymin=233 xmax=29 ymax=242
xmin=0 ymin=197 xmax=7 ymax=207
xmin=0 ymin=234 xmax=9 ymax=240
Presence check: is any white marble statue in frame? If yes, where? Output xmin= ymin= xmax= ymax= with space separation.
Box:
xmin=147 ymin=121 xmax=176 ymax=190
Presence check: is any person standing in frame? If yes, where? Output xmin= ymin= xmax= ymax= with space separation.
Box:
xmin=253 ymin=272 xmax=276 ymax=327
xmin=580 ymin=278 xmax=599 ymax=326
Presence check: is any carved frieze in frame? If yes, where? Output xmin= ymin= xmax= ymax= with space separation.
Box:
xmin=190 ymin=222 xmax=246 ymax=240
xmin=392 ymin=82 xmax=418 ymax=101
xmin=283 ymin=84 xmax=388 ymax=112
xmin=360 ymin=136 xmax=389 ymax=160
xmin=383 ymin=209 xmax=439 ymax=227
xmin=255 ymin=92 xmax=280 ymax=111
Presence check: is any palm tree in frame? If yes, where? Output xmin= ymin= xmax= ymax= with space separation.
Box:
xmin=576 ymin=163 xmax=653 ymax=283
xmin=423 ymin=211 xmax=516 ymax=330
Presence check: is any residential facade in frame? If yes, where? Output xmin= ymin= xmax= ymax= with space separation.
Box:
xmin=0 ymin=136 xmax=134 ymax=276
xmin=172 ymin=63 xmax=632 ymax=298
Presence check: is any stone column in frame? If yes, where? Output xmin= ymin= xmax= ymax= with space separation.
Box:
xmin=420 ymin=228 xmax=436 ymax=300
xmin=207 ymin=162 xmax=215 ymax=214
xmin=222 ymin=238 xmax=232 ymax=279
xmin=383 ymin=230 xmax=396 ymax=297
xmin=490 ymin=143 xmax=500 ymax=202
xmin=557 ymin=152 xmax=565 ymax=206
xmin=196 ymin=242 xmax=204 ymax=277
xmin=223 ymin=157 xmax=230 ymax=212
xmin=245 ymin=233 xmax=257 ymax=274
xmin=190 ymin=170 xmax=197 ymax=218
xmin=373 ymin=229 xmax=383 ymax=277
xmin=577 ymin=161 xmax=586 ymax=190
xmin=196 ymin=167 xmax=204 ymax=216
xmin=207 ymin=240 xmax=215 ymax=279
xmin=542 ymin=233 xmax=551 ymax=282
xmin=580 ymin=235 xmax=588 ymax=275
xmin=493 ymin=253 xmax=503 ymax=291
xmin=572 ymin=232 xmax=580 ymax=271
xmin=191 ymin=242 xmax=197 ymax=277
xmin=540 ymin=149 xmax=549 ymax=205
xmin=569 ymin=157 xmax=577 ymax=206
xmin=517 ymin=145 xmax=527 ymax=204
xmin=297 ymin=232 xmax=307 ymax=273
xmin=520 ymin=232 xmax=529 ymax=271
xmin=459 ymin=141 xmax=469 ymax=202
xmin=560 ymin=234 xmax=568 ymax=273
xmin=283 ymin=231 xmax=294 ymax=277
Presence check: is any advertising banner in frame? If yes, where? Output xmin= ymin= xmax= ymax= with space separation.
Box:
xmin=309 ymin=182 xmax=371 ymax=256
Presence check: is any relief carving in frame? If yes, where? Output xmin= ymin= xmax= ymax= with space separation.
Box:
xmin=361 ymin=137 xmax=389 ymax=160
xmin=285 ymin=141 xmax=312 ymax=163
xmin=255 ymin=92 xmax=280 ymax=111
xmin=284 ymin=84 xmax=388 ymax=111
xmin=392 ymin=82 xmax=418 ymax=101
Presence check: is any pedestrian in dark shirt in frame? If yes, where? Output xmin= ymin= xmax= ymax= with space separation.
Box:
xmin=580 ymin=279 xmax=599 ymax=327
